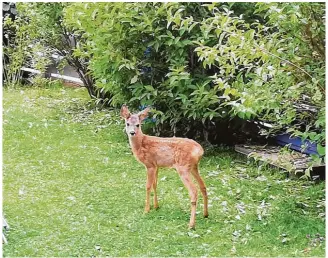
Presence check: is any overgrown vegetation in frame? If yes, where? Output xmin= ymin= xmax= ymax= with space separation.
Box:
xmin=3 ymin=85 xmax=325 ymax=256
xmin=3 ymin=3 xmax=110 ymax=100
xmin=3 ymin=3 xmax=325 ymax=157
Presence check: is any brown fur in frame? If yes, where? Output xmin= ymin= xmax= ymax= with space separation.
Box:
xmin=120 ymin=105 xmax=208 ymax=229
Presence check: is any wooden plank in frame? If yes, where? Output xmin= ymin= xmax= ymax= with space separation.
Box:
xmin=235 ymin=145 xmax=325 ymax=174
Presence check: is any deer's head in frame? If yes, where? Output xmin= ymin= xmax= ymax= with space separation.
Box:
xmin=120 ymin=105 xmax=150 ymax=137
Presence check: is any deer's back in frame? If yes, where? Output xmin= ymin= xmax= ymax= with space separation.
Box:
xmin=133 ymin=135 xmax=204 ymax=168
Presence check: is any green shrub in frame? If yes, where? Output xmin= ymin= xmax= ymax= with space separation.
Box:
xmin=64 ymin=2 xmax=324 ymax=155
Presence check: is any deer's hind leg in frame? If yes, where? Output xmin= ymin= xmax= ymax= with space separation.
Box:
xmin=177 ymin=166 xmax=198 ymax=229
xmin=153 ymin=168 xmax=159 ymax=209
xmin=191 ymin=165 xmax=208 ymax=218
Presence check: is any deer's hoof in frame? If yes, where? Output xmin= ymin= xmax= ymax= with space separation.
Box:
xmin=188 ymin=224 xmax=196 ymax=230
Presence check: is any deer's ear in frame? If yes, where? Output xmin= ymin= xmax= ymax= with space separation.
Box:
xmin=120 ymin=105 xmax=131 ymax=119
xmin=138 ymin=107 xmax=151 ymax=121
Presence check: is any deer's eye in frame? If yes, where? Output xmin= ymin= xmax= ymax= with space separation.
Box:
xmin=126 ymin=123 xmax=130 ymax=126
xmin=136 ymin=124 xmax=140 ymax=128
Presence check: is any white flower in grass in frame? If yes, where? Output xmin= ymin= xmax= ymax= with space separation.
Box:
xmin=235 ymin=202 xmax=246 ymax=214
xmin=19 ymin=186 xmax=25 ymax=196
xmin=67 ymin=196 xmax=76 ymax=202
xmin=188 ymin=232 xmax=200 ymax=238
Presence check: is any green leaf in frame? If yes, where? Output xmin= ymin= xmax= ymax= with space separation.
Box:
xmin=317 ymin=144 xmax=325 ymax=156
xmin=144 ymin=85 xmax=154 ymax=91
xmin=130 ymin=75 xmax=138 ymax=84
xmin=154 ymin=42 xmax=160 ymax=52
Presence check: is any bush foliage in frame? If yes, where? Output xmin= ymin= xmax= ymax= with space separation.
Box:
xmin=5 ymin=3 xmax=325 ymax=159
xmin=64 ymin=3 xmax=325 ymax=152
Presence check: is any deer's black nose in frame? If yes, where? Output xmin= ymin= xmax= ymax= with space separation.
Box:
xmin=130 ymin=132 xmax=136 ymax=136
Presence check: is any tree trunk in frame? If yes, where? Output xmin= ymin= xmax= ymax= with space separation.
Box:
xmin=56 ymin=28 xmax=112 ymax=105
xmin=65 ymin=56 xmax=112 ymax=105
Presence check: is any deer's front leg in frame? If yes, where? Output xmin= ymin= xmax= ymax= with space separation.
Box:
xmin=145 ymin=167 xmax=156 ymax=213
xmin=153 ymin=168 xmax=159 ymax=209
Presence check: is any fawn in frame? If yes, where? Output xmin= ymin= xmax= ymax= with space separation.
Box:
xmin=120 ymin=105 xmax=208 ymax=229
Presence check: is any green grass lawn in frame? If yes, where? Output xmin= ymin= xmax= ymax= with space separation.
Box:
xmin=3 ymin=85 xmax=325 ymax=257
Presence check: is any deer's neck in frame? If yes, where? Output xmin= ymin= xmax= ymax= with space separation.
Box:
xmin=129 ymin=132 xmax=145 ymax=153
